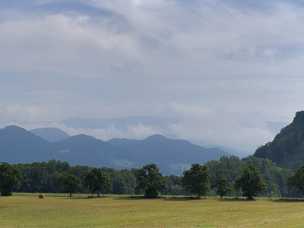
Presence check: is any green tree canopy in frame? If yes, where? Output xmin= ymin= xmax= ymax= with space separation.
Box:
xmin=135 ymin=164 xmax=164 ymax=198
xmin=60 ymin=173 xmax=80 ymax=198
xmin=235 ymin=165 xmax=266 ymax=200
xmin=84 ymin=168 xmax=111 ymax=197
xmin=215 ymin=176 xmax=231 ymax=198
xmin=182 ymin=164 xmax=209 ymax=198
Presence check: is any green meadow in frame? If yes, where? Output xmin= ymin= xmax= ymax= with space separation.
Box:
xmin=1 ymin=195 xmax=304 ymax=228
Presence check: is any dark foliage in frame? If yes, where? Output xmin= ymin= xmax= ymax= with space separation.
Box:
xmin=14 ymin=160 xmax=136 ymax=195
xmin=59 ymin=173 xmax=80 ymax=197
xmin=235 ymin=165 xmax=266 ymax=200
xmin=135 ymin=164 xmax=164 ymax=198
xmin=0 ymin=163 xmax=20 ymax=196
xmin=214 ymin=176 xmax=231 ymax=198
xmin=206 ymin=156 xmax=291 ymax=197
xmin=162 ymin=175 xmax=185 ymax=195
xmin=0 ymin=157 xmax=294 ymax=199
xmin=84 ymin=168 xmax=111 ymax=197
xmin=288 ymin=166 xmax=304 ymax=195
xmin=182 ymin=164 xmax=209 ymax=198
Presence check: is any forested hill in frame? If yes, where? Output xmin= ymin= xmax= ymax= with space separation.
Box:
xmin=0 ymin=126 xmax=226 ymax=174
xmin=255 ymin=111 xmax=304 ymax=168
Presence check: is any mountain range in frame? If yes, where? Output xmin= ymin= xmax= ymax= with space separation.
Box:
xmin=0 ymin=126 xmax=227 ymax=174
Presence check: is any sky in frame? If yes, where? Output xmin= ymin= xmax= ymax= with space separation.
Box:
xmin=1 ymin=0 xmax=304 ymax=155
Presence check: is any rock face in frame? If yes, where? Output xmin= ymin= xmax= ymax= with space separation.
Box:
xmin=255 ymin=111 xmax=304 ymax=168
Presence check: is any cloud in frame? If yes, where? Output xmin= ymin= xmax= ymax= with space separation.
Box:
xmin=2 ymin=1 xmax=304 ymax=80
xmin=0 ymin=0 xmax=304 ymax=153
xmin=0 ymin=104 xmax=51 ymax=125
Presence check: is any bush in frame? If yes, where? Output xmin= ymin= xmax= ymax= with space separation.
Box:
xmin=38 ymin=194 xmax=45 ymax=199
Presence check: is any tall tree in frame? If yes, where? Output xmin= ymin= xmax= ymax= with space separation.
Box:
xmin=182 ymin=164 xmax=209 ymax=198
xmin=135 ymin=164 xmax=164 ymax=198
xmin=235 ymin=165 xmax=265 ymax=200
xmin=84 ymin=168 xmax=111 ymax=197
xmin=0 ymin=163 xmax=20 ymax=196
xmin=60 ymin=173 xmax=80 ymax=198
xmin=214 ymin=175 xmax=231 ymax=198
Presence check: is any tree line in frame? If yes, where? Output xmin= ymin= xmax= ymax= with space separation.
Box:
xmin=0 ymin=156 xmax=303 ymax=200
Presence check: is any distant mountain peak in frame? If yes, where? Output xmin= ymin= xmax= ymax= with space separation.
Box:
xmin=145 ymin=134 xmax=168 ymax=141
xmin=31 ymin=128 xmax=69 ymax=142
xmin=0 ymin=125 xmax=51 ymax=163
xmin=63 ymin=134 xmax=104 ymax=144
xmin=2 ymin=125 xmax=33 ymax=136
xmin=4 ymin=125 xmax=26 ymax=131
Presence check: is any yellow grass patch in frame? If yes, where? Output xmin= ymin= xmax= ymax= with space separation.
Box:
xmin=0 ymin=195 xmax=304 ymax=228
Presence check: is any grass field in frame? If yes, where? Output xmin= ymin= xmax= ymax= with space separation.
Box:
xmin=1 ymin=195 xmax=304 ymax=228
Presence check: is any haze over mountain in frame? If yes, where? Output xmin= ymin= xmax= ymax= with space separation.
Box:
xmin=0 ymin=125 xmax=227 ymax=174
xmin=255 ymin=111 xmax=304 ymax=169
xmin=31 ymin=128 xmax=70 ymax=142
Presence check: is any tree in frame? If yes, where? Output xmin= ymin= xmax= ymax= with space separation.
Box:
xmin=0 ymin=163 xmax=20 ymax=196
xmin=235 ymin=165 xmax=265 ymax=200
xmin=215 ymin=176 xmax=231 ymax=198
xmin=288 ymin=166 xmax=304 ymax=195
xmin=162 ymin=175 xmax=185 ymax=196
xmin=206 ymin=156 xmax=242 ymax=190
xmin=112 ymin=171 xmax=137 ymax=195
xmin=182 ymin=164 xmax=209 ymax=198
xmin=135 ymin=164 xmax=164 ymax=198
xmin=84 ymin=168 xmax=111 ymax=197
xmin=60 ymin=173 xmax=80 ymax=198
